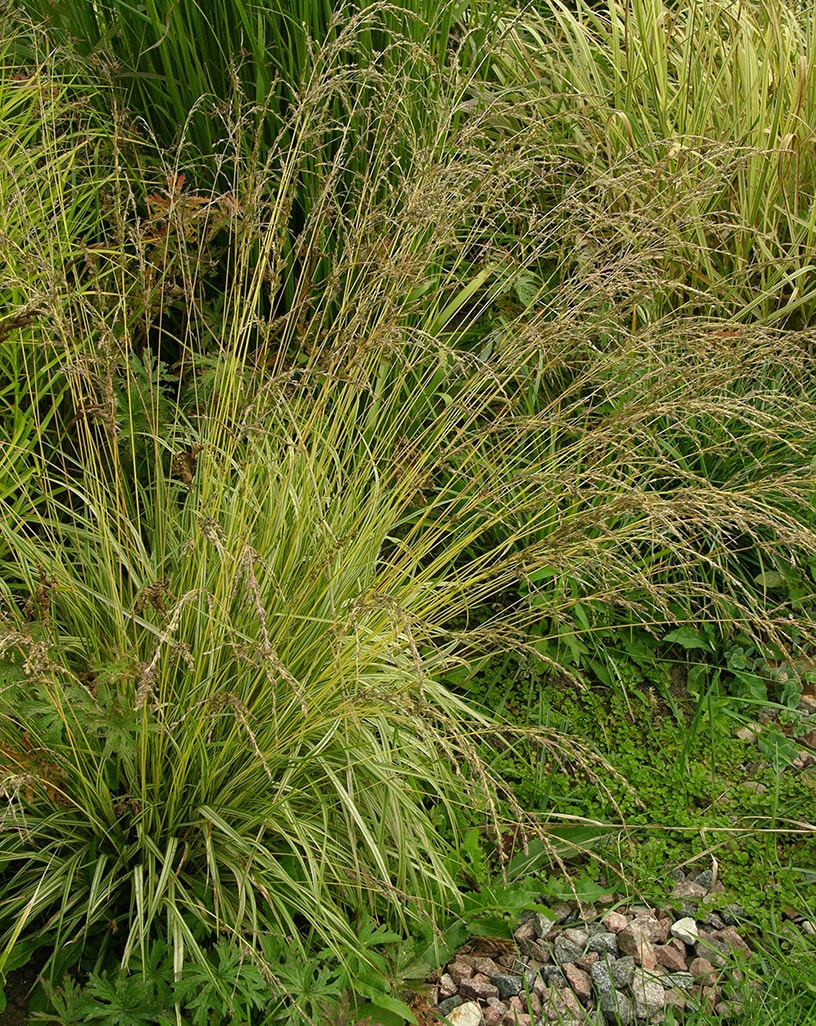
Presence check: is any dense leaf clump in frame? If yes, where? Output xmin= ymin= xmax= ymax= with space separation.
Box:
xmin=1 ymin=1 xmax=815 ymax=1022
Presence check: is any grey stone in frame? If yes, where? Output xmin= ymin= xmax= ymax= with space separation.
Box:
xmin=489 ymin=972 xmax=523 ymax=999
xmin=661 ymin=972 xmax=694 ymax=990
xmin=587 ymin=931 xmax=619 ymax=956
xmin=696 ymin=936 xmax=731 ymax=968
xmin=598 ymin=989 xmax=634 ymax=1024
xmin=518 ymin=965 xmax=539 ymax=991
xmin=540 ymin=964 xmax=567 ymax=988
xmin=721 ymin=904 xmax=746 ymax=926
xmin=595 ymin=952 xmax=636 ymax=993
xmin=534 ymin=910 xmax=559 ymax=939
xmin=694 ymin=869 xmax=714 ymax=890
xmin=437 ymin=995 xmax=464 ymax=1015
xmin=551 ymin=902 xmax=573 ymax=923
xmin=522 ymin=966 xmax=539 ymax=991
xmin=590 ymin=960 xmax=616 ymax=999
xmin=554 ymin=934 xmax=584 ymax=965
xmin=610 ymin=956 xmax=635 ymax=990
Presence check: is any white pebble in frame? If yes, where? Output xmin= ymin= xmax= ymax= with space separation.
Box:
xmin=670 ymin=917 xmax=699 ymax=945
xmin=446 ymin=1001 xmax=483 ymax=1026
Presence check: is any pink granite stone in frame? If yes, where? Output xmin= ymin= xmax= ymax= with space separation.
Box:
xmin=653 ymin=943 xmax=688 ymax=973
xmin=602 ymin=910 xmax=629 ymax=933
xmin=562 ymin=963 xmax=593 ymax=1003
xmin=448 ymin=960 xmax=475 ymax=985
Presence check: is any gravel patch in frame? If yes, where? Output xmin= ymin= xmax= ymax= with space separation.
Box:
xmin=426 ymin=869 xmax=785 ymax=1024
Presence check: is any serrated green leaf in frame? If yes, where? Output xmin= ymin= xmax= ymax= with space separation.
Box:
xmin=461 ymin=915 xmax=510 ymax=939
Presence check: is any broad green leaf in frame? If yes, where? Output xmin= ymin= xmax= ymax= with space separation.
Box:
xmin=663 ymin=627 xmax=715 ymax=652
xmin=753 ymin=570 xmax=786 ymax=588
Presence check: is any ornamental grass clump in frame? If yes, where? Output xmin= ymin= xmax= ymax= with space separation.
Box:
xmin=2 ymin=2 xmax=816 ymax=1012
xmin=0 ymin=15 xmax=607 ymax=991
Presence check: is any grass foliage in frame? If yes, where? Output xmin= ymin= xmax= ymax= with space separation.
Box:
xmin=499 ymin=0 xmax=816 ymax=323
xmin=0 ymin=0 xmax=815 ymax=1021
xmin=15 ymin=0 xmax=496 ymax=153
